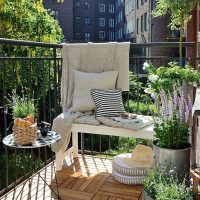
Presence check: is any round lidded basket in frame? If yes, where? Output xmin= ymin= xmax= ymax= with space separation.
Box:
xmin=12 ymin=123 xmax=37 ymax=145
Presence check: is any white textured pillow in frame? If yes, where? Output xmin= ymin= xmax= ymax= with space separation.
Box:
xmin=71 ymin=70 xmax=118 ymax=112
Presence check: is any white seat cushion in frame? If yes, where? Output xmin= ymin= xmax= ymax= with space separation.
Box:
xmin=112 ymin=153 xmax=150 ymax=176
xmin=112 ymin=169 xmax=144 ymax=185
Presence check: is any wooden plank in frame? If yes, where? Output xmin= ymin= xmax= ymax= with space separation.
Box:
xmin=58 ymin=187 xmax=94 ymax=200
xmin=92 ymin=194 xmax=109 ymax=200
xmin=96 ymin=191 xmax=138 ymax=200
xmin=84 ymin=174 xmax=104 ymax=192
xmin=108 ymin=197 xmax=115 ymax=200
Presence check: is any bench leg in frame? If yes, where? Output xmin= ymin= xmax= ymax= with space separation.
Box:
xmin=72 ymin=131 xmax=78 ymax=157
xmin=55 ymin=150 xmax=63 ymax=171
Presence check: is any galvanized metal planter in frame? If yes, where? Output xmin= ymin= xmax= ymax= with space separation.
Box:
xmin=141 ymin=189 xmax=154 ymax=200
xmin=153 ymin=143 xmax=191 ymax=175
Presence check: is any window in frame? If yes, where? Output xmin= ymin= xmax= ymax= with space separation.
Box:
xmin=137 ymin=18 xmax=139 ymax=34
xmin=53 ymin=10 xmax=59 ymax=19
xmin=141 ymin=0 xmax=144 ymax=6
xmin=99 ymin=18 xmax=105 ymax=27
xmin=109 ymin=5 xmax=115 ymax=13
xmin=118 ymin=13 xmax=120 ymax=23
xmin=120 ymin=11 xmax=123 ymax=21
xmin=75 ymin=16 xmax=80 ymax=23
xmin=85 ymin=17 xmax=90 ymax=25
xmin=137 ymin=0 xmax=139 ymax=9
xmin=75 ymin=32 xmax=80 ymax=39
xmin=109 ymin=19 xmax=115 ymax=27
xmin=75 ymin=1 xmax=80 ymax=6
xmin=109 ymin=31 xmax=115 ymax=40
xmin=85 ymin=32 xmax=90 ymax=42
xmin=84 ymin=1 xmax=89 ymax=9
xmin=99 ymin=4 xmax=105 ymax=12
xmin=144 ymin=13 xmax=147 ymax=31
xmin=99 ymin=31 xmax=105 ymax=38
xmin=141 ymin=15 xmax=144 ymax=32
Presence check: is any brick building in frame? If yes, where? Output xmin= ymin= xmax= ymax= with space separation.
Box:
xmin=43 ymin=0 xmax=73 ymax=42
xmin=44 ymin=0 xmax=116 ymax=42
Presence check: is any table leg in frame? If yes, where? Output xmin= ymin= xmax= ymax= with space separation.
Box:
xmin=72 ymin=131 xmax=78 ymax=157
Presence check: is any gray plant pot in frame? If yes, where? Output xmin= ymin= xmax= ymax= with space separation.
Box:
xmin=141 ymin=189 xmax=154 ymax=200
xmin=153 ymin=143 xmax=191 ymax=175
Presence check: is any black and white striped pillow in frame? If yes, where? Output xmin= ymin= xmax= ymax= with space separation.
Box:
xmin=90 ymin=89 xmax=125 ymax=118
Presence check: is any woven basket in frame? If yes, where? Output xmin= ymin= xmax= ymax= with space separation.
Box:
xmin=12 ymin=123 xmax=37 ymax=145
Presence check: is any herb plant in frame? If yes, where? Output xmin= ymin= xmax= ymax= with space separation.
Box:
xmin=6 ymin=90 xmax=37 ymax=119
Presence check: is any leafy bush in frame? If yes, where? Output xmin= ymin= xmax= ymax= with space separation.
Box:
xmin=124 ymin=100 xmax=157 ymax=115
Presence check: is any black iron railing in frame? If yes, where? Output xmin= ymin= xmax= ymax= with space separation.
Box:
xmin=0 ymin=38 xmax=196 ymax=196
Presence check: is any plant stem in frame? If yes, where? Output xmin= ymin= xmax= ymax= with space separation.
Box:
xmin=179 ymin=11 xmax=184 ymax=67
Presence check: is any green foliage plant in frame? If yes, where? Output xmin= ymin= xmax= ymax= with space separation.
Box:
xmin=143 ymin=62 xmax=200 ymax=94
xmin=153 ymin=0 xmax=200 ymax=66
xmin=144 ymin=165 xmax=195 ymax=200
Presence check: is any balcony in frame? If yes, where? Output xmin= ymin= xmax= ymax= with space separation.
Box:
xmin=0 ymin=38 xmax=199 ymax=199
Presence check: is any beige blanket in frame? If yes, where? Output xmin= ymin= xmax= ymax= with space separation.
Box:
xmin=61 ymin=42 xmax=130 ymax=111
xmin=51 ymin=113 xmax=153 ymax=153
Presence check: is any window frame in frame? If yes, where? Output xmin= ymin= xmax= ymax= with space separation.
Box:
xmin=109 ymin=19 xmax=115 ymax=28
xmin=109 ymin=4 xmax=115 ymax=13
xmin=99 ymin=31 xmax=105 ymax=39
xmin=99 ymin=18 xmax=105 ymax=27
xmin=99 ymin=3 xmax=105 ymax=12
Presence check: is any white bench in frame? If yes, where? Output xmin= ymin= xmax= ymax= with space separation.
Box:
xmin=55 ymin=123 xmax=154 ymax=171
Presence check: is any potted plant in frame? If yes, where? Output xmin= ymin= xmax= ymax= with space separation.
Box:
xmin=150 ymin=85 xmax=192 ymax=175
xmin=143 ymin=165 xmax=195 ymax=200
xmin=6 ymin=90 xmax=37 ymax=145
xmin=143 ymin=61 xmax=200 ymax=95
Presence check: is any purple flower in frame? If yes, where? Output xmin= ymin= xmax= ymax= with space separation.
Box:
xmin=188 ymin=95 xmax=192 ymax=118
xmin=160 ymin=89 xmax=168 ymax=119
xmin=173 ymin=85 xmax=178 ymax=111
xmin=179 ymin=91 xmax=185 ymax=122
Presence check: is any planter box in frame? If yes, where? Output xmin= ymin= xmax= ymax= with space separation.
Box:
xmin=141 ymin=189 xmax=154 ymax=200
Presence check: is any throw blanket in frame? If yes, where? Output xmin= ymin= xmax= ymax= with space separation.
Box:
xmin=61 ymin=42 xmax=130 ymax=111
xmin=52 ymin=113 xmax=153 ymax=153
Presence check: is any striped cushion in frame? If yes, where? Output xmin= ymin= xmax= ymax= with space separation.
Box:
xmin=90 ymin=89 xmax=125 ymax=118
xmin=112 ymin=169 xmax=145 ymax=185
xmin=112 ymin=153 xmax=149 ymax=176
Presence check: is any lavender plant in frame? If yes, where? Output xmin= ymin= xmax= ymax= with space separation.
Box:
xmin=144 ymin=165 xmax=195 ymax=200
xmin=153 ymin=86 xmax=192 ymax=149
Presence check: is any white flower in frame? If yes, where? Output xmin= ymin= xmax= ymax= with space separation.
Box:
xmin=144 ymin=88 xmax=152 ymax=94
xmin=193 ymin=82 xmax=197 ymax=87
xmin=148 ymin=74 xmax=159 ymax=82
xmin=143 ymin=62 xmax=149 ymax=70
xmin=151 ymin=93 xmax=155 ymax=98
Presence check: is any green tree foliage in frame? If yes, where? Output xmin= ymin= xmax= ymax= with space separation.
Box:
xmin=153 ymin=0 xmax=200 ymax=66
xmin=0 ymin=0 xmax=63 ymax=121
xmin=0 ymin=0 xmax=63 ymax=43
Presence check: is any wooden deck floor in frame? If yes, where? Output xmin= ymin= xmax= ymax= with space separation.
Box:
xmin=1 ymin=155 xmax=142 ymax=200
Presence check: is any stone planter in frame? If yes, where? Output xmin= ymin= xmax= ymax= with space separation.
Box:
xmin=141 ymin=189 xmax=154 ymax=200
xmin=153 ymin=143 xmax=191 ymax=175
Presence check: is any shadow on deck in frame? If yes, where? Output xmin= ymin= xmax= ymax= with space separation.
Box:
xmin=1 ymin=155 xmax=142 ymax=200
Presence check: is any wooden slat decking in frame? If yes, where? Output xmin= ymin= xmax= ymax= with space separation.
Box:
xmin=1 ymin=155 xmax=142 ymax=200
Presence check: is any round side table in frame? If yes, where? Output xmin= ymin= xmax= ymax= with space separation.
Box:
xmin=3 ymin=131 xmax=61 ymax=200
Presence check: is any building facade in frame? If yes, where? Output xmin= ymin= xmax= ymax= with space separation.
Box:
xmin=124 ymin=0 xmax=171 ymax=44
xmin=44 ymin=0 xmax=117 ymax=42
xmin=43 ymin=0 xmax=74 ymax=42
